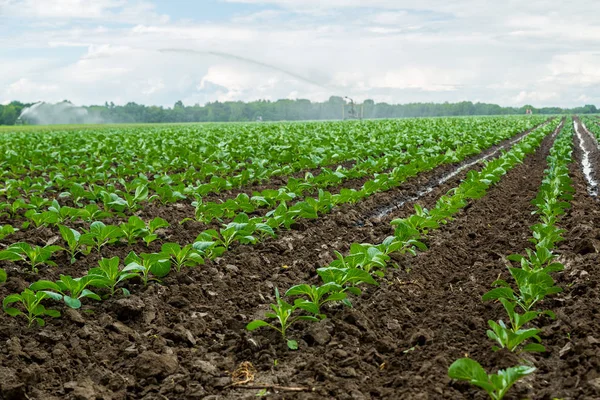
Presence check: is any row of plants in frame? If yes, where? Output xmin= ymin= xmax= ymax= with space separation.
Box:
xmin=0 ymin=216 xmax=169 ymax=272
xmin=184 ymin=119 xmax=553 ymax=225
xmin=0 ymin=122 xmax=557 ymax=277
xmin=449 ymin=119 xmax=574 ymax=400
xmin=1 ymin=121 xmax=557 ymax=332
xmin=245 ymin=120 xmax=559 ymax=349
xmin=581 ymin=116 xmax=600 ymax=142
xmin=0 ymin=119 xmax=550 ymax=233
xmin=3 ymin=247 xmax=205 ymax=327
xmin=1 ymin=118 xmax=547 ymax=201
xmin=1 ymin=121 xmax=392 ymax=188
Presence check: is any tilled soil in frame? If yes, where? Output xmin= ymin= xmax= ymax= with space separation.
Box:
xmin=3 ymin=119 xmax=598 ymax=400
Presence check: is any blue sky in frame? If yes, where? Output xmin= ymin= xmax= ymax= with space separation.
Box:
xmin=1 ymin=0 xmax=600 ymax=107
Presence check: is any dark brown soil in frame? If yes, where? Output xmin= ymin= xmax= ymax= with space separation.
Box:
xmin=3 ymin=118 xmax=598 ymax=400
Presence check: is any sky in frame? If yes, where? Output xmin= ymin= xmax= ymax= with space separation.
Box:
xmin=1 ymin=0 xmax=599 ymax=108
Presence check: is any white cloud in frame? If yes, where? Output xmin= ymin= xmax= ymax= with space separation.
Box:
xmin=514 ymin=90 xmax=559 ymax=103
xmin=0 ymin=0 xmax=169 ymax=24
xmin=5 ymin=78 xmax=60 ymax=100
xmin=1 ymin=0 xmax=600 ymax=107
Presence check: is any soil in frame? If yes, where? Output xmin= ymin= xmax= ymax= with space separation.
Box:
xmin=3 ymin=118 xmax=599 ymax=400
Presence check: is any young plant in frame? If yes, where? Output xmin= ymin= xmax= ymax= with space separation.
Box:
xmin=3 ymin=289 xmax=61 ymax=327
xmin=159 ymin=243 xmax=204 ymax=272
xmin=115 ymin=185 xmax=149 ymax=211
xmin=486 ymin=319 xmax=544 ymax=353
xmin=191 ymin=237 xmax=226 ymax=260
xmin=143 ymin=217 xmax=169 ymax=246
xmin=197 ymin=214 xmax=274 ymax=250
xmin=59 ymin=225 xmax=93 ymax=263
xmin=329 ymin=243 xmax=390 ymax=277
xmin=448 ymin=358 xmax=535 ymax=400
xmin=0 ymin=224 xmax=17 ymax=241
xmin=87 ymin=257 xmax=140 ymax=297
xmin=123 ymin=252 xmax=171 ymax=286
xmin=483 ymin=267 xmax=562 ymax=312
xmin=48 ymin=200 xmax=79 ymax=223
xmin=24 ymin=210 xmax=58 ymax=228
xmin=86 ymin=221 xmax=124 ymax=253
xmin=317 ymin=266 xmax=379 ymax=294
xmin=285 ymin=283 xmax=347 ymax=318
xmin=246 ymin=288 xmax=319 ymax=350
xmin=0 ymin=242 xmax=64 ymax=272
xmin=119 ymin=216 xmax=148 ymax=245
xmin=75 ymin=204 xmax=113 ymax=222
xmin=265 ymin=202 xmax=300 ymax=230
xmin=30 ymin=275 xmax=102 ymax=309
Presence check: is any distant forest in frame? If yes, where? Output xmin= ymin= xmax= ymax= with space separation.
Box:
xmin=1 ymin=96 xmax=598 ymax=125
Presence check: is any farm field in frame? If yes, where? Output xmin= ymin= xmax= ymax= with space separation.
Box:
xmin=1 ymin=115 xmax=599 ymax=400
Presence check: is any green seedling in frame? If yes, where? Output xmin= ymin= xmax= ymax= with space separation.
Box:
xmin=48 ymin=200 xmax=79 ymax=223
xmin=486 ymin=319 xmax=544 ymax=353
xmin=246 ymin=288 xmax=319 ymax=350
xmin=30 ymin=275 xmax=102 ymax=309
xmin=143 ymin=217 xmax=169 ymax=246
xmin=0 ymin=224 xmax=17 ymax=241
xmin=59 ymin=225 xmax=93 ymax=263
xmin=123 ymin=252 xmax=171 ymax=285
xmin=159 ymin=243 xmax=204 ymax=272
xmin=285 ymin=283 xmax=347 ymax=318
xmin=75 ymin=204 xmax=113 ymax=222
xmin=3 ymin=289 xmax=61 ymax=327
xmin=0 ymin=242 xmax=63 ymax=272
xmin=87 ymin=256 xmax=140 ymax=297
xmin=119 ymin=216 xmax=148 ymax=245
xmin=483 ymin=267 xmax=562 ymax=312
xmin=86 ymin=221 xmax=124 ymax=253
xmin=448 ymin=358 xmax=535 ymax=400
xmin=24 ymin=210 xmax=58 ymax=228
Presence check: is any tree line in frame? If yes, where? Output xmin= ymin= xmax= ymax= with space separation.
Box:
xmin=1 ymin=97 xmax=598 ymax=125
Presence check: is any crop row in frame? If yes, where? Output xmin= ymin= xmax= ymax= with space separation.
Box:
xmin=245 ymin=120 xmax=559 ymax=349
xmin=0 ymin=117 xmax=552 ymax=234
xmin=0 ymin=121 xmax=557 ymax=281
xmin=0 ymin=120 xmax=557 ymax=329
xmin=0 ymin=117 xmax=547 ymax=216
xmin=449 ymin=118 xmax=574 ymax=399
xmin=581 ymin=116 xmax=600 ymax=142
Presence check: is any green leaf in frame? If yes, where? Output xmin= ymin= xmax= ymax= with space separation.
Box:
xmin=4 ymin=307 xmax=22 ymax=317
xmin=522 ymin=343 xmax=546 ymax=352
xmin=0 ymin=268 xmax=6 ymax=283
xmin=448 ymin=358 xmax=488 ymax=383
xmin=285 ymin=284 xmax=312 ymax=297
xmin=0 ymin=250 xmax=23 ymax=262
xmin=41 ymin=291 xmax=63 ymax=301
xmin=150 ymin=259 xmax=171 ymax=278
xmin=247 ymin=320 xmax=269 ymax=331
xmin=482 ymin=287 xmax=515 ymax=301
xmin=44 ymin=309 xmax=61 ymax=318
xmin=448 ymin=358 xmax=496 ymax=394
xmin=30 ymin=280 xmax=62 ymax=292
xmin=64 ymin=296 xmax=82 ymax=309
xmin=287 ymin=339 xmax=298 ymax=350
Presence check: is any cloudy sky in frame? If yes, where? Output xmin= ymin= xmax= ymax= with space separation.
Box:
xmin=1 ymin=0 xmax=599 ymax=107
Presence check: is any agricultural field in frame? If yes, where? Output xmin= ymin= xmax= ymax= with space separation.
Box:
xmin=1 ymin=115 xmax=599 ymax=400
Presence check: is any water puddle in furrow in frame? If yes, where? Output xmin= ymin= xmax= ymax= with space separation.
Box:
xmin=368 ymin=121 xmax=560 ymax=221
xmin=574 ymin=121 xmax=599 ymax=196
